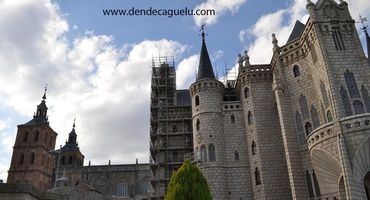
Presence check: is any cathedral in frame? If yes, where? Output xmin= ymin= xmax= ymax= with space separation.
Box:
xmin=1 ymin=0 xmax=370 ymax=200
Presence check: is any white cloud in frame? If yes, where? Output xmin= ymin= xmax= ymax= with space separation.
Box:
xmin=176 ymin=55 xmax=199 ymax=89
xmin=0 ymin=0 xmax=191 ymax=181
xmin=193 ymin=0 xmax=247 ymax=27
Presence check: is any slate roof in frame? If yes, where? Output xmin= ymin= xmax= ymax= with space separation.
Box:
xmin=287 ymin=20 xmax=305 ymax=44
xmin=197 ymin=39 xmax=215 ymax=80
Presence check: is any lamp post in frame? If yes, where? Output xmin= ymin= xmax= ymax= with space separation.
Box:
xmin=49 ymin=145 xmax=62 ymax=188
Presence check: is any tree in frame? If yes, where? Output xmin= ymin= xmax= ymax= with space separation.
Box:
xmin=164 ymin=160 xmax=212 ymax=200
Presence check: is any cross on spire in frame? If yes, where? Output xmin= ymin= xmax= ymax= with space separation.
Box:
xmin=43 ymin=84 xmax=48 ymax=100
xmin=358 ymin=15 xmax=368 ymax=34
xmin=200 ymin=23 xmax=208 ymax=42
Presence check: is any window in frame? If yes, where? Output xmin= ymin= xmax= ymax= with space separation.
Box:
xmin=305 ymin=122 xmax=312 ymax=136
xmin=19 ymin=153 xmax=24 ymax=165
xmin=244 ymin=87 xmax=250 ymax=98
xmin=255 ymin=167 xmax=261 ymax=185
xmin=231 ymin=114 xmax=235 ymax=123
xmin=327 ymin=110 xmax=333 ymax=122
xmin=69 ymin=156 xmax=73 ymax=165
xmin=332 ymin=26 xmax=345 ymax=50
xmin=34 ymin=131 xmax=39 ymax=142
xmin=117 ymin=182 xmax=128 ymax=196
xmin=295 ymin=112 xmax=305 ymax=144
xmin=22 ymin=132 xmax=29 ymax=142
xmin=172 ymin=125 xmax=177 ymax=133
xmin=320 ymin=81 xmax=329 ymax=108
xmin=361 ymin=85 xmax=370 ymax=112
xmin=312 ymin=170 xmax=321 ymax=196
xmin=200 ymin=145 xmax=207 ymax=162
xmin=306 ymin=170 xmax=314 ymax=198
xmin=300 ymin=95 xmax=309 ymax=120
xmin=251 ymin=141 xmax=256 ymax=155
xmin=311 ymin=106 xmax=320 ymax=129
xmin=196 ymin=119 xmax=200 ymax=131
xmin=247 ymin=111 xmax=253 ymax=124
xmin=195 ymin=95 xmax=200 ymax=106
xmin=353 ymin=101 xmax=365 ymax=114
xmin=344 ymin=70 xmax=360 ymax=98
xmin=30 ymin=153 xmax=35 ymax=165
xmin=293 ymin=65 xmax=300 ymax=77
xmin=61 ymin=156 xmax=65 ymax=165
xmin=208 ymin=144 xmax=216 ymax=162
xmin=341 ymin=86 xmax=353 ymax=116
xmin=234 ymin=151 xmax=239 ymax=161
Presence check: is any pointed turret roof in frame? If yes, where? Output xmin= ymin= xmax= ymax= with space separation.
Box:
xmin=287 ymin=20 xmax=305 ymax=43
xmin=25 ymin=87 xmax=49 ymax=125
xmin=62 ymin=118 xmax=80 ymax=152
xmin=197 ymin=24 xmax=215 ymax=80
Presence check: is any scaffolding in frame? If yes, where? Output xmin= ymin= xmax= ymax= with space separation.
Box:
xmin=149 ymin=56 xmax=193 ymax=199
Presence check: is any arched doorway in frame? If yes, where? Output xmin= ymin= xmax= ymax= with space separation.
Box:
xmin=338 ymin=176 xmax=346 ymax=200
xmin=364 ymin=171 xmax=370 ymax=199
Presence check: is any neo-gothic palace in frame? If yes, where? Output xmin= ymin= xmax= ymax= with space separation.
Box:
xmin=2 ymin=0 xmax=370 ymax=200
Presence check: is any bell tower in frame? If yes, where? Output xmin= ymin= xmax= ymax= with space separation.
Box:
xmin=7 ymin=87 xmax=58 ymax=192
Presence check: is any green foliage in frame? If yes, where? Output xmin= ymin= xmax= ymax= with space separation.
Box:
xmin=164 ymin=160 xmax=212 ymax=200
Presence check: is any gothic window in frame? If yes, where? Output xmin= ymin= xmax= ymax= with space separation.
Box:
xmin=251 ymin=141 xmax=256 ymax=155
xmin=234 ymin=151 xmax=239 ymax=161
xmin=244 ymin=87 xmax=250 ymax=98
xmin=306 ymin=170 xmax=314 ymax=198
xmin=196 ymin=119 xmax=200 ymax=131
xmin=312 ymin=170 xmax=321 ymax=196
xmin=61 ymin=156 xmax=65 ymax=165
xmin=172 ymin=125 xmax=177 ymax=133
xmin=34 ymin=131 xmax=39 ymax=142
xmin=353 ymin=101 xmax=365 ymax=114
xmin=300 ymin=95 xmax=309 ymax=120
xmin=340 ymin=86 xmax=353 ymax=116
xmin=255 ymin=167 xmax=261 ymax=185
xmin=200 ymin=145 xmax=207 ymax=162
xmin=208 ymin=144 xmax=216 ymax=162
xmin=195 ymin=95 xmax=200 ymax=106
xmin=305 ymin=122 xmax=313 ymax=136
xmin=344 ymin=70 xmax=360 ymax=98
xmin=69 ymin=156 xmax=73 ymax=165
xmin=22 ymin=132 xmax=28 ymax=142
xmin=117 ymin=182 xmax=128 ymax=196
xmin=295 ymin=111 xmax=305 ymax=144
xmin=30 ymin=153 xmax=35 ymax=165
xmin=361 ymin=85 xmax=370 ymax=112
xmin=293 ymin=65 xmax=300 ymax=77
xmin=332 ymin=26 xmax=345 ymax=50
xmin=247 ymin=111 xmax=253 ymax=124
xmin=320 ymin=81 xmax=329 ymax=108
xmin=311 ymin=106 xmax=320 ymax=129
xmin=327 ymin=110 xmax=333 ymax=122
xmin=19 ymin=153 xmax=24 ymax=165
xmin=231 ymin=114 xmax=235 ymax=123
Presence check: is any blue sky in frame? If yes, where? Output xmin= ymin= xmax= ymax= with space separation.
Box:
xmin=0 ymin=0 xmax=369 ymax=182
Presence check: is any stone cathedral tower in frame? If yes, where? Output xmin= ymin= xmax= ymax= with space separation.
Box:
xmin=7 ymin=89 xmax=57 ymax=192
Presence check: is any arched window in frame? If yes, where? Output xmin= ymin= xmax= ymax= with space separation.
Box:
xmin=312 ymin=170 xmax=321 ymax=196
xmin=353 ymin=101 xmax=365 ymax=114
xmin=34 ymin=131 xmax=39 ymax=142
xmin=69 ymin=156 xmax=73 ymax=165
xmin=208 ymin=144 xmax=216 ymax=162
xmin=200 ymin=145 xmax=207 ymax=162
xmin=255 ymin=167 xmax=261 ymax=185
xmin=306 ymin=170 xmax=314 ymax=198
xmin=244 ymin=87 xmax=250 ymax=98
xmin=300 ymin=95 xmax=309 ymax=120
xmin=234 ymin=151 xmax=239 ymax=161
xmin=361 ymin=85 xmax=370 ymax=112
xmin=305 ymin=122 xmax=312 ymax=136
xmin=30 ymin=153 xmax=35 ymax=165
xmin=231 ymin=114 xmax=235 ymax=123
xmin=19 ymin=153 xmax=24 ymax=165
xmin=195 ymin=95 xmax=200 ymax=106
xmin=327 ymin=110 xmax=333 ymax=122
xmin=172 ymin=125 xmax=177 ymax=133
xmin=247 ymin=111 xmax=253 ymax=124
xmin=295 ymin=111 xmax=305 ymax=144
xmin=61 ymin=156 xmax=65 ymax=165
xmin=293 ymin=65 xmax=300 ymax=77
xmin=311 ymin=106 xmax=320 ymax=129
xmin=251 ymin=141 xmax=256 ymax=155
xmin=344 ymin=70 xmax=360 ymax=98
xmin=341 ymin=86 xmax=353 ymax=116
xmin=320 ymin=81 xmax=329 ymax=108
xmin=22 ymin=132 xmax=28 ymax=142
xmin=196 ymin=119 xmax=200 ymax=131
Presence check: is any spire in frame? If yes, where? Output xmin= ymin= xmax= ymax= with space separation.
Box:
xmin=33 ymin=86 xmax=48 ymax=120
xmin=272 ymin=33 xmax=279 ymax=52
xmin=197 ymin=24 xmax=215 ymax=80
xmin=68 ymin=117 xmax=77 ymax=145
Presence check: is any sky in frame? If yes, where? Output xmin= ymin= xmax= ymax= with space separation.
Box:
xmin=0 ymin=0 xmax=369 ymax=182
